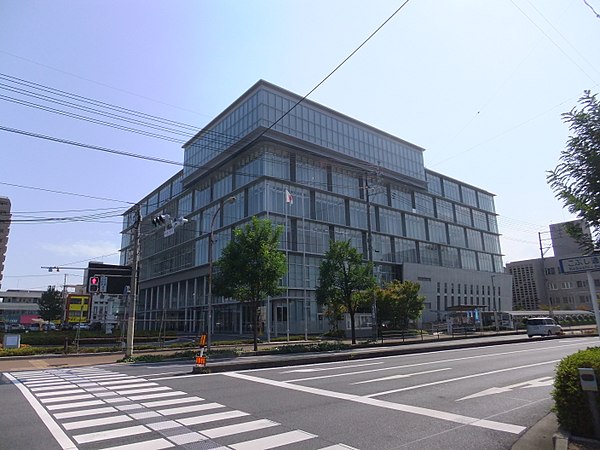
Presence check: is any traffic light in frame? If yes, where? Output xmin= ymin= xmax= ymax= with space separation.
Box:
xmin=88 ymin=276 xmax=100 ymax=293
xmin=152 ymin=214 xmax=170 ymax=227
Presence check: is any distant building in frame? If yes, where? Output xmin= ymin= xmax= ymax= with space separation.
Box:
xmin=0 ymin=289 xmax=43 ymax=324
xmin=121 ymin=80 xmax=511 ymax=335
xmin=507 ymin=220 xmax=596 ymax=311
xmin=0 ymin=196 xmax=11 ymax=289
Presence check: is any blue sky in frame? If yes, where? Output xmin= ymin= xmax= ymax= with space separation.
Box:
xmin=1 ymin=0 xmax=599 ymax=291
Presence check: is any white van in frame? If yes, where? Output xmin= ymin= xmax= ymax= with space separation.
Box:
xmin=526 ymin=317 xmax=563 ymax=338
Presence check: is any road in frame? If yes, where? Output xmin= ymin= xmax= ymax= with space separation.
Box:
xmin=1 ymin=336 xmax=596 ymax=449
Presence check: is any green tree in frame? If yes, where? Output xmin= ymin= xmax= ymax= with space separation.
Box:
xmin=316 ymin=240 xmax=376 ymax=344
xmin=213 ymin=217 xmax=287 ymax=351
xmin=548 ymin=91 xmax=600 ymax=253
xmin=376 ymin=280 xmax=425 ymax=329
xmin=39 ymin=286 xmax=64 ymax=322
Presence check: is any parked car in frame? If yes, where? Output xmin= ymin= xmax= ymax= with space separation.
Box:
xmin=28 ymin=323 xmax=41 ymax=332
xmin=526 ymin=317 xmax=563 ymax=337
xmin=6 ymin=323 xmax=24 ymax=332
xmin=73 ymin=323 xmax=90 ymax=330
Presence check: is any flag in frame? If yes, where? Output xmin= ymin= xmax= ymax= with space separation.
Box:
xmin=285 ymin=189 xmax=294 ymax=205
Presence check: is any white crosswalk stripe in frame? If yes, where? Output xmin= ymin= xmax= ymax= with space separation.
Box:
xmin=6 ymin=367 xmax=357 ymax=450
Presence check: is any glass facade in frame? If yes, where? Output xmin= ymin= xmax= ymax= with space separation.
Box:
xmin=123 ymin=81 xmax=505 ymax=334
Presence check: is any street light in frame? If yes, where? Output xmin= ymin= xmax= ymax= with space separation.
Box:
xmin=207 ymin=196 xmax=236 ymax=351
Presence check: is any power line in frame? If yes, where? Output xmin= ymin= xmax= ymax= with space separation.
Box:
xmin=0 ymin=181 xmax=135 ymax=205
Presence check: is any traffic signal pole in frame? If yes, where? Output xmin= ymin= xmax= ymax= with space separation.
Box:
xmin=126 ymin=206 xmax=141 ymax=358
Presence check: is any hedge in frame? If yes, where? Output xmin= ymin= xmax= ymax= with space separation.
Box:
xmin=552 ymin=346 xmax=600 ymax=438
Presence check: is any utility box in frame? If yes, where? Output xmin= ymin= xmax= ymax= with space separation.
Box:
xmin=3 ymin=334 xmax=21 ymax=349
xmin=579 ymin=368 xmax=599 ymax=392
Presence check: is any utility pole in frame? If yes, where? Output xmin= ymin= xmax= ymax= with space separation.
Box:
xmin=365 ymin=176 xmax=377 ymax=339
xmin=125 ymin=206 xmax=141 ymax=358
xmin=539 ymin=231 xmax=552 ymax=316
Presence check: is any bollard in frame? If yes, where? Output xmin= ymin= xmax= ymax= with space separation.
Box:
xmin=578 ymin=368 xmax=600 ymax=440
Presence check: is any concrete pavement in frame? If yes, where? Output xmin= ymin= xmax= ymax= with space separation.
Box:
xmin=1 ymin=332 xmax=597 ymax=449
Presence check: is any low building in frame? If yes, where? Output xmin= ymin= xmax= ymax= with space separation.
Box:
xmin=0 ymin=289 xmax=43 ymax=325
xmin=507 ymin=220 xmax=597 ymax=312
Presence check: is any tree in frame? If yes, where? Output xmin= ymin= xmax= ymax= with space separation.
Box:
xmin=376 ymin=280 xmax=425 ymax=329
xmin=39 ymin=286 xmax=64 ymax=322
xmin=547 ymin=91 xmax=600 ymax=253
xmin=213 ymin=217 xmax=287 ymax=351
xmin=316 ymin=240 xmax=376 ymax=344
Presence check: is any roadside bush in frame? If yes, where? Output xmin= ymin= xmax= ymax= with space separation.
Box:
xmin=552 ymin=346 xmax=600 ymax=438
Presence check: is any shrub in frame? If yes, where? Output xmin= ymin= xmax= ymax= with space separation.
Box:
xmin=552 ymin=346 xmax=600 ymax=438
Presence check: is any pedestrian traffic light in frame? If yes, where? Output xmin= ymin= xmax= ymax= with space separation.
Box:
xmin=152 ymin=214 xmax=170 ymax=227
xmin=88 ymin=276 xmax=100 ymax=293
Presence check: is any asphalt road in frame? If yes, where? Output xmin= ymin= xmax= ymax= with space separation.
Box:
xmin=1 ymin=336 xmax=597 ymax=449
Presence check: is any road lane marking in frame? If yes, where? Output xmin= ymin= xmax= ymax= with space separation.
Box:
xmin=73 ymin=424 xmax=151 ymax=444
xmin=202 ymin=419 xmax=280 ymax=438
xmin=457 ymin=376 xmax=554 ymax=401
xmin=225 ymin=372 xmax=526 ymax=435
xmin=141 ymin=396 xmax=204 ymax=408
xmin=63 ymin=414 xmax=133 ymax=430
xmin=3 ymin=372 xmax=77 ymax=450
xmin=230 ymin=430 xmax=317 ymax=450
xmin=177 ymin=410 xmax=249 ymax=426
xmin=99 ymin=438 xmax=174 ymax=450
xmin=351 ymin=368 xmax=451 ymax=385
xmin=281 ymin=362 xmax=384 ymax=373
xmin=365 ymin=359 xmax=559 ymax=397
xmin=283 ymin=343 xmax=581 ymax=383
xmin=54 ymin=406 xmax=118 ymax=419
xmin=156 ymin=402 xmax=224 ymax=416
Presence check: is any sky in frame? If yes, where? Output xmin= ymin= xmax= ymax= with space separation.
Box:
xmin=1 ymin=0 xmax=599 ymax=292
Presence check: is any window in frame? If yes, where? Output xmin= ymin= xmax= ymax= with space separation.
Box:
xmin=427 ymin=219 xmax=447 ymax=244
xmin=405 ymin=214 xmax=426 ymax=240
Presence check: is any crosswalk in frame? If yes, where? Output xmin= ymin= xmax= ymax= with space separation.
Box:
xmin=5 ymin=367 xmax=357 ymax=450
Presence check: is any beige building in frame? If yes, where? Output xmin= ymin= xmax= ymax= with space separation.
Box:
xmin=0 ymin=197 xmax=10 ymax=289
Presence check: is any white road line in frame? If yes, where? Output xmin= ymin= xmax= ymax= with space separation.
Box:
xmin=141 ymin=396 xmax=204 ymax=408
xmin=230 ymin=430 xmax=317 ymax=450
xmin=115 ymin=386 xmax=171 ymax=395
xmin=98 ymin=437 xmax=174 ymax=450
xmin=366 ymin=359 xmax=560 ymax=397
xmin=30 ymin=383 xmax=73 ymax=391
xmin=202 ymin=419 xmax=280 ymax=439
xmin=4 ymin=373 xmax=77 ymax=450
xmin=40 ymin=394 xmax=95 ymax=404
xmin=54 ymin=406 xmax=117 ymax=419
xmin=115 ymin=404 xmax=143 ymax=411
xmin=73 ymin=425 xmax=151 ymax=444
xmin=169 ymin=432 xmax=207 ymax=445
xmin=36 ymin=388 xmax=86 ymax=397
xmin=178 ymin=410 xmax=249 ymax=426
xmin=130 ymin=411 xmax=161 ymax=420
xmin=98 ymin=379 xmax=150 ymax=386
xmin=147 ymin=420 xmax=183 ymax=431
xmin=47 ymin=400 xmax=105 ymax=411
xmin=281 ymin=361 xmax=384 ymax=373
xmin=319 ymin=445 xmax=359 ymax=450
xmin=225 ymin=372 xmax=526 ymax=435
xmin=284 ymin=343 xmax=580 ymax=383
xmin=351 ymin=368 xmax=451 ymax=385
xmin=127 ymin=390 xmax=186 ymax=401
xmin=63 ymin=415 xmax=132 ymax=430
xmin=157 ymin=402 xmax=224 ymax=416
xmin=101 ymin=382 xmax=158 ymax=390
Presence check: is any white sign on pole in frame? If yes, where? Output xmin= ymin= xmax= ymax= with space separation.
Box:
xmin=559 ymin=256 xmax=600 ymax=274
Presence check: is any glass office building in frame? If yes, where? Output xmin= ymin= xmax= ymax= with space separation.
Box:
xmin=121 ymin=80 xmax=511 ymax=335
